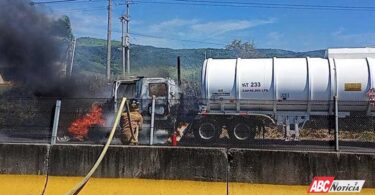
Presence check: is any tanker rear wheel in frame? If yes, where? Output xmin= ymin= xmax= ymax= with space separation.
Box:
xmin=193 ymin=118 xmax=220 ymax=143
xmin=228 ymin=119 xmax=256 ymax=142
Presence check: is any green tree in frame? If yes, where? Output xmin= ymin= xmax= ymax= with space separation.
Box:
xmin=226 ymin=39 xmax=258 ymax=58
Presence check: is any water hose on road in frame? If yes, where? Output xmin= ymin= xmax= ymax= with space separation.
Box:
xmin=66 ymin=97 xmax=127 ymax=195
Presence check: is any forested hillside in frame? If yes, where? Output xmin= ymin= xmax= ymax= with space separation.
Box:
xmin=74 ymin=37 xmax=325 ymax=80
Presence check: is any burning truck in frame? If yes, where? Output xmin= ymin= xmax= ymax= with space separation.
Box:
xmin=81 ymin=47 xmax=375 ymax=145
xmin=111 ymin=76 xmax=181 ymax=144
xmin=64 ymin=76 xmax=181 ymax=144
xmin=112 ymin=77 xmax=180 ymax=116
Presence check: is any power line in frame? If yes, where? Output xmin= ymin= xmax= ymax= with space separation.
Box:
xmin=31 ymin=0 xmax=106 ymax=4
xmin=32 ymin=0 xmax=374 ymax=47
xmin=131 ymin=0 xmax=375 ymax=11
xmin=31 ymin=0 xmax=91 ymax=5
xmin=174 ymin=0 xmax=375 ymax=10
xmin=39 ymin=1 xmax=127 ymax=13
xmin=32 ymin=0 xmax=134 ymax=12
xmin=52 ymin=6 xmax=106 ymax=13
xmin=33 ymin=0 xmax=375 ymax=12
xmin=133 ymin=0 xmax=375 ymax=11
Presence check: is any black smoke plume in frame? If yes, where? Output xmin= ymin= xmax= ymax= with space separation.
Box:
xmin=0 ymin=0 xmax=73 ymax=96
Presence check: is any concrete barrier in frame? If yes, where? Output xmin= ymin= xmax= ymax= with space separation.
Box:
xmin=228 ymin=148 xmax=375 ymax=187
xmin=0 ymin=143 xmax=374 ymax=187
xmin=0 ymin=143 xmax=48 ymax=175
xmin=48 ymin=144 xmax=227 ymax=181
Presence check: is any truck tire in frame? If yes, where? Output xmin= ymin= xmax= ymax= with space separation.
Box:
xmin=228 ymin=119 xmax=256 ymax=142
xmin=193 ymin=118 xmax=220 ymax=143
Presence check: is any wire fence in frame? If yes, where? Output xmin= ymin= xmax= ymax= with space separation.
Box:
xmin=0 ymin=97 xmax=374 ymax=151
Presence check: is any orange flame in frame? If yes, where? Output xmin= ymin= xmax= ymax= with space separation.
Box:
xmin=68 ymin=103 xmax=105 ymax=141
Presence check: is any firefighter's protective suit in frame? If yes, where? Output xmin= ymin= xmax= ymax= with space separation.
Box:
xmin=120 ymin=101 xmax=143 ymax=145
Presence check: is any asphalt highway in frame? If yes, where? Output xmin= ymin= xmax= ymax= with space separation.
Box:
xmin=2 ymin=132 xmax=375 ymax=154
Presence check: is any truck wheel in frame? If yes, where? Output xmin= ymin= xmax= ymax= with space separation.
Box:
xmin=229 ymin=121 xmax=256 ymax=141
xmin=193 ymin=119 xmax=219 ymax=143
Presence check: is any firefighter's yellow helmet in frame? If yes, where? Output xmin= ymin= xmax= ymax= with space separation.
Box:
xmin=130 ymin=100 xmax=139 ymax=111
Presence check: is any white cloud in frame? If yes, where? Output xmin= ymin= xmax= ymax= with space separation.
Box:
xmin=190 ymin=18 xmax=276 ymax=36
xmin=148 ymin=18 xmax=275 ymax=36
xmin=131 ymin=36 xmax=180 ymax=48
xmin=49 ymin=9 xmax=277 ymax=49
xmin=332 ymin=29 xmax=375 ymax=47
xmin=149 ymin=18 xmax=199 ymax=32
xmin=136 ymin=18 xmax=276 ymax=48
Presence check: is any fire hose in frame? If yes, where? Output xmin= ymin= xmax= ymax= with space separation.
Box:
xmin=125 ymin=100 xmax=136 ymax=141
xmin=66 ymin=97 xmax=127 ymax=195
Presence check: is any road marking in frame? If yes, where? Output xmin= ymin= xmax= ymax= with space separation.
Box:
xmin=0 ymin=174 xmax=374 ymax=195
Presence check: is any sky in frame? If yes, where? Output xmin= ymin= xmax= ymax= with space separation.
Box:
xmin=34 ymin=0 xmax=375 ymax=51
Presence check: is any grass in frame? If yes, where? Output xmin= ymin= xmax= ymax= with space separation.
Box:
xmin=260 ymin=127 xmax=375 ymax=141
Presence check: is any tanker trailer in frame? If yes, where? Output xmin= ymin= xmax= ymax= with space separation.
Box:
xmin=192 ymin=48 xmax=375 ymax=142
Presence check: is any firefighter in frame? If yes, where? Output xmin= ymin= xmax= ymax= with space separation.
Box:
xmin=120 ymin=100 xmax=143 ymax=145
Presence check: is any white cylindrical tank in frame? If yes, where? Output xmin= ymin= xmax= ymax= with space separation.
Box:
xmin=201 ymin=57 xmax=375 ymax=113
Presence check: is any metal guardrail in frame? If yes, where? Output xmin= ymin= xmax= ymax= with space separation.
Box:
xmin=51 ymin=100 xmax=61 ymax=145
xmin=150 ymin=95 xmax=155 ymax=145
xmin=0 ymin=97 xmax=374 ymax=152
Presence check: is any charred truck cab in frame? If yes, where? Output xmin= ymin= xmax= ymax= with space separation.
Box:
xmin=112 ymin=76 xmax=180 ymax=130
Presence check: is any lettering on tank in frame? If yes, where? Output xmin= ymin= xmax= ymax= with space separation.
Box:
xmin=212 ymin=89 xmax=230 ymax=96
xmin=344 ymin=83 xmax=361 ymax=91
xmin=241 ymin=82 xmax=269 ymax=93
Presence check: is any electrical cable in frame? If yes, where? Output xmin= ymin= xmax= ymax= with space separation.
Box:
xmin=31 ymin=0 xmax=106 ymax=5
xmin=32 ymin=0 xmax=375 ymax=12
xmin=131 ymin=0 xmax=375 ymax=11
xmin=174 ymin=0 xmax=375 ymax=10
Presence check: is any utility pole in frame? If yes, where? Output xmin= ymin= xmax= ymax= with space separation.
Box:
xmin=126 ymin=1 xmax=130 ymax=76
xmin=68 ymin=38 xmax=76 ymax=77
xmin=106 ymin=0 xmax=112 ymax=80
xmin=120 ymin=16 xmax=126 ymax=78
xmin=120 ymin=0 xmax=130 ymax=78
